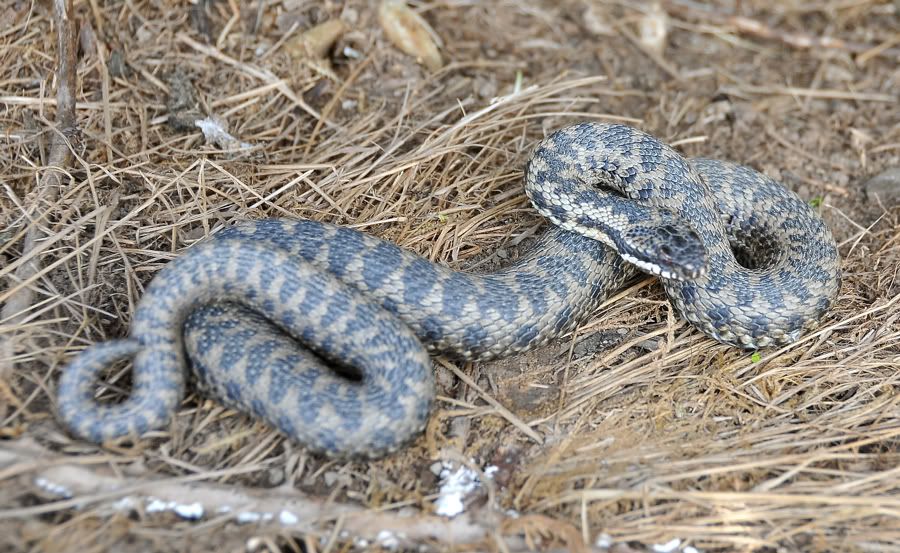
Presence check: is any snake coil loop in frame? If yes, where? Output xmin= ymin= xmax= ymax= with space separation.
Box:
xmin=57 ymin=123 xmax=840 ymax=458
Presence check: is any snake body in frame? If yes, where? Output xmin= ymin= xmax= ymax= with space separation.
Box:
xmin=57 ymin=123 xmax=841 ymax=458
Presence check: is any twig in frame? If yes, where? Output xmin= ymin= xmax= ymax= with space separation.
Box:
xmin=0 ymin=439 xmax=602 ymax=552
xmin=304 ymin=55 xmax=373 ymax=155
xmin=0 ymin=0 xmax=78 ymax=377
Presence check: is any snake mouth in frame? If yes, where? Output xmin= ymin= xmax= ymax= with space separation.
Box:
xmin=661 ymin=263 xmax=707 ymax=281
xmin=620 ymin=252 xmax=707 ymax=281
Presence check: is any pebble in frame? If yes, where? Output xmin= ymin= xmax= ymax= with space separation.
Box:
xmin=324 ymin=471 xmax=339 ymax=487
xmin=863 ymin=168 xmax=900 ymax=205
xmin=267 ymin=467 xmax=285 ymax=486
xmin=434 ymin=363 xmax=455 ymax=389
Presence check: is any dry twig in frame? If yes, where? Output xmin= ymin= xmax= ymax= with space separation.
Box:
xmin=1 ymin=0 xmax=78 ymax=377
xmin=0 ymin=439 xmax=606 ymax=553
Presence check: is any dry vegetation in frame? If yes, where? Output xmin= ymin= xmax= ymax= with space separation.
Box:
xmin=1 ymin=0 xmax=899 ymax=552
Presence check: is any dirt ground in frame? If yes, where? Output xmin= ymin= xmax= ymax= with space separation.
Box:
xmin=1 ymin=1 xmax=899 ymax=552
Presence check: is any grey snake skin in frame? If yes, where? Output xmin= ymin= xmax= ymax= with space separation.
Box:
xmin=57 ymin=123 xmax=841 ymax=458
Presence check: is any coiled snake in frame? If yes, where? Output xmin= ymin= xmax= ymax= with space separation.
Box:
xmin=57 ymin=123 xmax=841 ymax=458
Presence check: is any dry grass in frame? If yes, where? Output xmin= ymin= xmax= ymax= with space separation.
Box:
xmin=1 ymin=0 xmax=899 ymax=552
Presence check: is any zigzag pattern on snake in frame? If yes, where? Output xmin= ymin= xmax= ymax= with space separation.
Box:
xmin=57 ymin=123 xmax=841 ymax=458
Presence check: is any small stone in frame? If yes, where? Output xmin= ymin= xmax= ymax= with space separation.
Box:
xmin=108 ymin=50 xmax=128 ymax=78
xmin=430 ymin=461 xmax=445 ymax=475
xmin=863 ymin=168 xmax=900 ymax=205
xmin=434 ymin=363 xmax=455 ymax=389
xmin=582 ymin=4 xmax=614 ymax=36
xmin=135 ymin=25 xmax=153 ymax=44
xmin=699 ymin=100 xmax=731 ymax=126
xmin=342 ymin=7 xmax=359 ymax=25
xmin=323 ymin=471 xmax=339 ymax=487
xmin=474 ymin=76 xmax=497 ymax=99
xmin=267 ymin=467 xmax=285 ymax=486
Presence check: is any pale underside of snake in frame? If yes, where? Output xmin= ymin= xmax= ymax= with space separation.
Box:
xmin=57 ymin=123 xmax=841 ymax=458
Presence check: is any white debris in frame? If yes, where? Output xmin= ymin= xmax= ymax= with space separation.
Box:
xmin=34 ymin=477 xmax=72 ymax=499
xmin=342 ymin=45 xmax=363 ymax=59
xmin=684 ymin=547 xmax=700 ymax=553
xmin=434 ymin=463 xmax=483 ymax=517
xmin=194 ymin=116 xmax=253 ymax=151
xmin=173 ymin=502 xmax=204 ymax=520
xmin=595 ymin=533 xmax=613 ymax=548
xmin=111 ymin=496 xmax=137 ymax=511
xmin=278 ymin=510 xmax=298 ymax=525
xmin=653 ymin=538 xmax=682 ymax=553
xmin=376 ymin=530 xmax=399 ymax=549
xmin=143 ymin=497 xmax=202 ymax=519
xmin=146 ymin=497 xmax=175 ymax=513
xmin=235 ymin=510 xmax=275 ymax=524
xmin=236 ymin=511 xmax=263 ymax=524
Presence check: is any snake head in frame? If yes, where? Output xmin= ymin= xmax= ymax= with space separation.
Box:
xmin=617 ymin=212 xmax=708 ymax=281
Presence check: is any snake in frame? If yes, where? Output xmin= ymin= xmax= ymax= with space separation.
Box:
xmin=57 ymin=123 xmax=841 ymax=458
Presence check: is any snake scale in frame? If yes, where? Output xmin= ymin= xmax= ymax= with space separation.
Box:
xmin=57 ymin=123 xmax=841 ymax=458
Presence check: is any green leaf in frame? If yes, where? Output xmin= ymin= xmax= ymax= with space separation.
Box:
xmin=809 ymin=196 xmax=823 ymax=208
xmin=751 ymin=352 xmax=761 ymax=363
